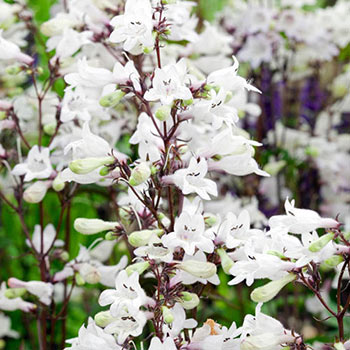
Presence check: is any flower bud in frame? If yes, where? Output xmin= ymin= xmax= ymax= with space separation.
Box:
xmin=182 ymin=98 xmax=193 ymax=106
xmin=23 ymin=181 xmax=48 ymax=203
xmin=324 ymin=255 xmax=344 ymax=267
xmin=105 ymin=231 xmax=116 ymax=241
xmin=155 ymin=105 xmax=171 ymax=121
xmin=125 ymin=261 xmax=150 ymax=276
xmin=309 ymin=232 xmax=335 ymax=253
xmin=99 ymin=90 xmax=125 ymax=108
xmin=43 ymin=122 xmax=57 ymax=136
xmin=52 ymin=173 xmax=65 ymax=192
xmin=162 ymin=306 xmax=174 ymax=324
xmin=0 ymin=340 xmax=5 ymax=349
xmin=178 ymin=260 xmax=217 ymax=279
xmin=217 ymin=248 xmax=234 ymax=274
xmin=80 ymin=264 xmax=101 ymax=284
xmin=128 ymin=229 xmax=164 ymax=247
xmin=41 ymin=18 xmax=76 ymax=36
xmin=4 ymin=288 xmax=26 ymax=299
xmin=75 ymin=273 xmax=85 ymax=286
xmin=178 ymin=292 xmax=200 ymax=310
xmin=263 ymin=160 xmax=286 ymax=176
xmin=94 ymin=311 xmax=116 ymax=327
xmin=74 ymin=218 xmax=119 ymax=235
xmin=99 ymin=166 xmax=110 ymax=176
xmin=143 ymin=46 xmax=153 ymax=54
xmin=204 ymin=215 xmax=217 ymax=227
xmin=250 ymin=273 xmax=296 ymax=303
xmin=5 ymin=65 xmax=21 ymax=75
xmin=69 ymin=156 xmax=114 ymax=175
xmin=129 ymin=162 xmax=151 ymax=186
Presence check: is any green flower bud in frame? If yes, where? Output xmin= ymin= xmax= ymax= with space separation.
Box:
xmin=324 ymin=255 xmax=344 ymax=267
xmin=305 ymin=146 xmax=319 ymax=158
xmin=178 ymin=260 xmax=217 ymax=279
xmin=43 ymin=122 xmax=57 ymax=136
xmin=143 ymin=46 xmax=153 ymax=54
xmin=0 ymin=339 xmax=5 ymax=349
xmin=75 ymin=273 xmax=85 ymax=286
xmin=155 ymin=105 xmax=172 ymax=121
xmin=178 ymin=292 xmax=200 ymax=310
xmin=162 ymin=306 xmax=174 ymax=324
xmin=99 ymin=166 xmax=110 ymax=176
xmin=69 ymin=156 xmax=114 ymax=175
xmin=128 ymin=229 xmax=164 ymax=247
xmin=129 ymin=162 xmax=151 ymax=186
xmin=182 ymin=98 xmax=193 ymax=106
xmin=250 ymin=273 xmax=296 ymax=303
xmin=4 ymin=288 xmax=26 ymax=299
xmin=59 ymin=251 xmax=69 ymax=262
xmin=94 ymin=311 xmax=116 ymax=327
xmin=52 ymin=173 xmax=65 ymax=192
xmin=74 ymin=218 xmax=119 ymax=235
xmin=125 ymin=261 xmax=150 ymax=276
xmin=105 ymin=231 xmax=115 ymax=241
xmin=99 ymin=90 xmax=125 ymax=108
xmin=204 ymin=215 xmax=217 ymax=227
xmin=263 ymin=160 xmax=286 ymax=176
xmin=5 ymin=65 xmax=21 ymax=75
xmin=309 ymin=232 xmax=335 ymax=253
xmin=217 ymin=248 xmax=234 ymax=274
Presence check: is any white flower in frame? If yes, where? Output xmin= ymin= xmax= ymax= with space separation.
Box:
xmin=134 ymin=235 xmax=173 ymax=263
xmin=149 ymin=337 xmax=177 ymax=350
xmin=144 ymin=60 xmax=192 ymax=105
xmin=65 ymin=318 xmax=121 ymax=350
xmin=99 ymin=271 xmax=147 ymax=316
xmin=8 ymin=278 xmax=53 ymax=306
xmin=103 ymin=304 xmax=147 ymax=344
xmin=0 ymin=313 xmax=19 ymax=339
xmin=165 ymin=158 xmax=217 ymax=200
xmin=12 ymin=145 xmax=53 ymax=182
xmin=109 ymin=0 xmax=154 ymax=55
xmin=0 ymin=283 xmax=35 ymax=313
xmin=0 ymin=30 xmax=33 ymax=65
xmin=26 ymin=223 xmax=64 ymax=254
xmin=162 ymin=211 xmax=214 ymax=255
xmin=269 ymin=198 xmax=340 ymax=234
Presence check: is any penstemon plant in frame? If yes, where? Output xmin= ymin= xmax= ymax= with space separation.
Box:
xmin=0 ymin=0 xmax=349 ymax=350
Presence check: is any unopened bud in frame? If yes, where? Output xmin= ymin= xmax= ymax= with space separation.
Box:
xmin=128 ymin=229 xmax=164 ymax=247
xmin=74 ymin=218 xmax=119 ymax=235
xmin=129 ymin=162 xmax=151 ymax=186
xmin=155 ymin=105 xmax=171 ymax=121
xmin=179 ymin=292 xmax=200 ymax=310
xmin=263 ymin=160 xmax=286 ymax=176
xmin=23 ymin=181 xmax=48 ymax=203
xmin=105 ymin=231 xmax=116 ymax=241
xmin=99 ymin=90 xmax=125 ymax=108
xmin=324 ymin=255 xmax=344 ymax=267
xmin=69 ymin=156 xmax=114 ymax=175
xmin=125 ymin=261 xmax=150 ymax=276
xmin=182 ymin=98 xmax=193 ymax=106
xmin=99 ymin=166 xmax=110 ymax=176
xmin=143 ymin=46 xmax=153 ymax=54
xmin=309 ymin=232 xmax=335 ymax=253
xmin=52 ymin=173 xmax=65 ymax=192
xmin=250 ymin=273 xmax=296 ymax=303
xmin=5 ymin=65 xmax=21 ymax=75
xmin=4 ymin=288 xmax=26 ymax=299
xmin=75 ymin=273 xmax=85 ymax=286
xmin=178 ymin=260 xmax=217 ymax=279
xmin=94 ymin=311 xmax=116 ymax=327
xmin=43 ymin=122 xmax=57 ymax=136
xmin=217 ymin=248 xmax=234 ymax=274
xmin=162 ymin=306 xmax=174 ymax=324
xmin=204 ymin=215 xmax=217 ymax=227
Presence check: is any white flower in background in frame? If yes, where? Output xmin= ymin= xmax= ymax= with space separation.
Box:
xmin=164 ymin=157 xmax=217 ymax=200
xmin=162 ymin=211 xmax=214 ymax=255
xmin=149 ymin=337 xmax=177 ymax=350
xmin=99 ymin=271 xmax=147 ymax=315
xmin=109 ymin=0 xmax=154 ymax=55
xmin=103 ymin=304 xmax=147 ymax=344
xmin=0 ymin=313 xmax=19 ymax=339
xmin=0 ymin=30 xmax=33 ymax=65
xmin=269 ymin=198 xmax=339 ymax=234
xmin=65 ymin=318 xmax=121 ymax=350
xmin=144 ymin=60 xmax=192 ymax=105
xmin=26 ymin=223 xmax=64 ymax=254
xmin=7 ymin=278 xmax=53 ymax=306
xmin=12 ymin=146 xmax=53 ymax=182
